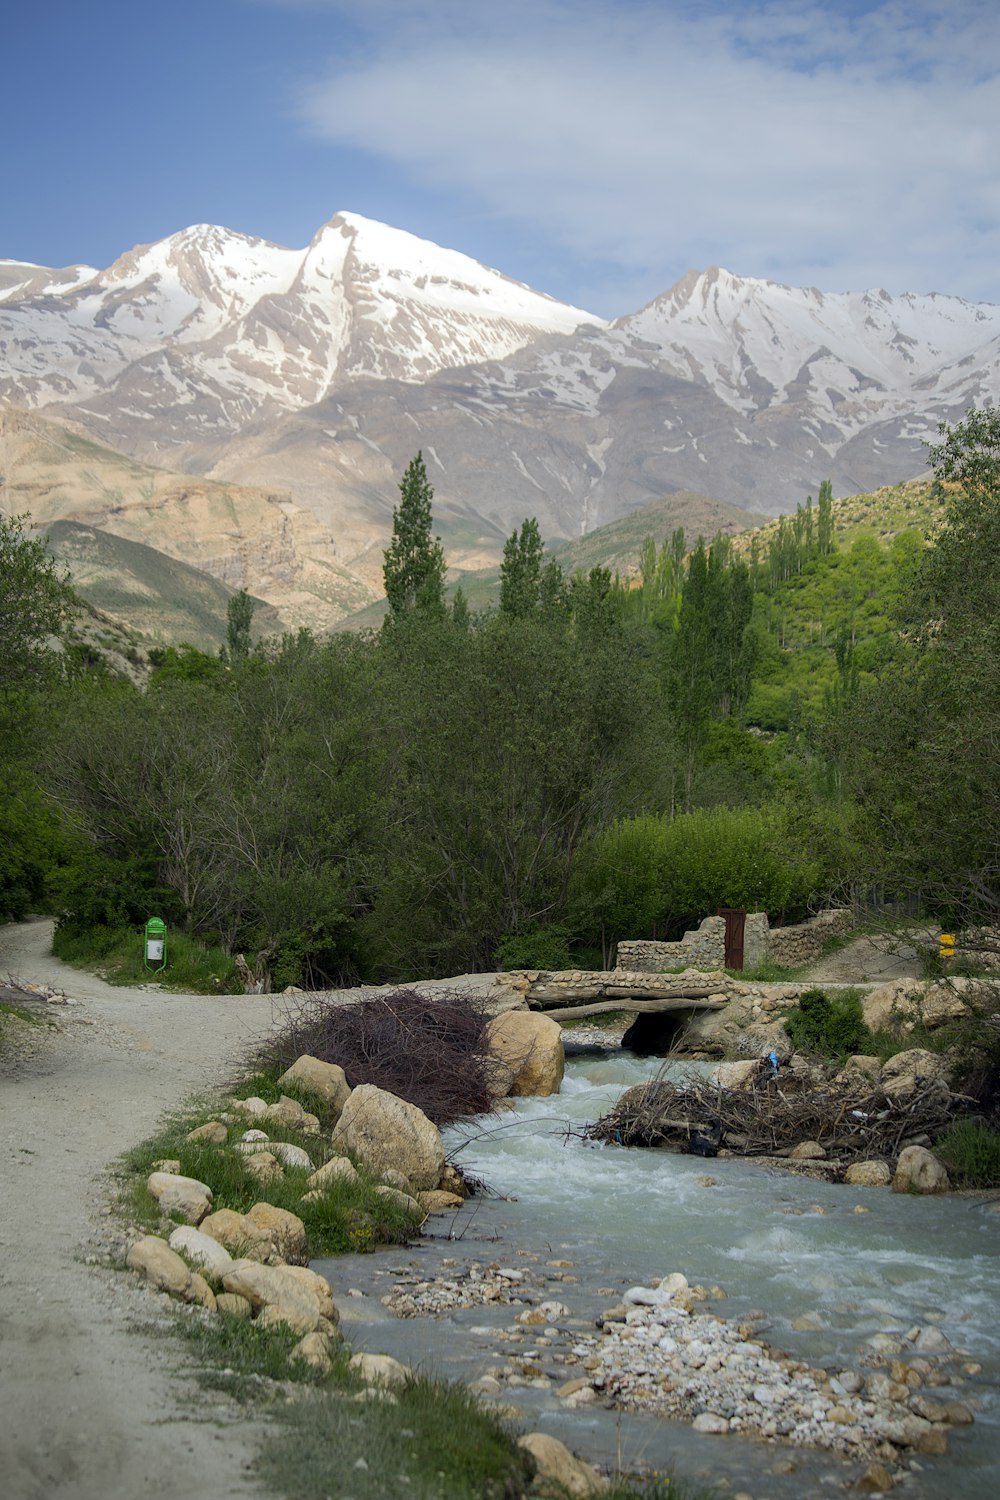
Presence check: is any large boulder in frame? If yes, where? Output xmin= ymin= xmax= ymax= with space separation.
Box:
xmin=126 ymin=1236 xmax=195 ymax=1299
xmin=146 ymin=1172 xmax=213 ymax=1225
xmin=306 ymin=1156 xmax=360 ymax=1191
xmin=246 ymin=1203 xmax=307 ymax=1264
xmin=864 ymin=979 xmax=971 ymax=1035
xmin=880 ymin=1049 xmax=948 ymax=1098
xmin=277 ymin=1055 xmax=352 ymax=1118
xmin=330 ymin=1085 xmax=444 ymax=1191
xmin=221 ymin=1260 xmax=328 ymax=1334
xmin=893 ymin=1145 xmax=950 ymax=1195
xmin=198 ymin=1208 xmax=276 ymax=1262
xmin=708 ymin=1060 xmax=759 ymax=1091
xmin=485 ymin=1011 xmax=564 ymax=1097
xmin=517 ymin=1433 xmax=607 ymax=1496
xmin=845 ymin=1160 xmax=892 ymax=1188
xmin=167 ymin=1225 xmax=235 ymax=1279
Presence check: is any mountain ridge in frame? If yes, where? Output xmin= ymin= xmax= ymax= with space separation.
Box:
xmin=3 ymin=211 xmax=999 ymax=618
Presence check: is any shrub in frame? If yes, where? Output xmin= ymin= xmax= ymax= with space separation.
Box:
xmin=494 ymin=923 xmax=572 ymax=971
xmin=784 ymin=987 xmax=872 ymax=1060
xmin=933 ymin=1121 xmax=1000 ymax=1189
xmin=260 ymin=987 xmax=506 ymax=1126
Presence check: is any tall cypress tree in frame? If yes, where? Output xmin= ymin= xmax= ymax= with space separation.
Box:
xmin=382 ymin=453 xmax=446 ymax=617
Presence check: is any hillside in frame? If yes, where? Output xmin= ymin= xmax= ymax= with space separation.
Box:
xmin=0 ymin=405 xmax=372 ymax=631
xmin=45 ymin=522 xmax=282 ymax=651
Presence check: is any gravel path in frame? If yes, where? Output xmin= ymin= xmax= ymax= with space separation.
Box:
xmin=799 ymin=928 xmax=934 ymax=985
xmin=0 ymin=917 xmax=284 ymax=1500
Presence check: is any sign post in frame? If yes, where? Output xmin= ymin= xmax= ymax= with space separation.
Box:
xmin=144 ymin=916 xmax=167 ymax=973
xmin=939 ymin=932 xmax=955 ymax=962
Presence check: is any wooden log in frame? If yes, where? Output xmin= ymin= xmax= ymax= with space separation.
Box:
xmin=537 ymin=995 xmax=722 ymax=1021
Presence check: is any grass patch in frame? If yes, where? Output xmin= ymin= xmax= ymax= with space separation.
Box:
xmin=175 ymin=1303 xmax=352 ymax=1400
xmin=52 ymin=922 xmax=241 ymax=993
xmin=256 ymin=1375 xmax=531 ymax=1500
xmin=933 ymin=1121 xmax=1000 ymax=1189
xmin=119 ymin=1076 xmax=422 ymax=1256
xmin=0 ymin=999 xmax=42 ymax=1025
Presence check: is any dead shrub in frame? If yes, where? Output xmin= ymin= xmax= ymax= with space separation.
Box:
xmin=262 ymin=988 xmax=507 ymax=1126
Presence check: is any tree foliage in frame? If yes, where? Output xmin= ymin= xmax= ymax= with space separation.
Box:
xmin=382 ymin=452 xmax=446 ymax=617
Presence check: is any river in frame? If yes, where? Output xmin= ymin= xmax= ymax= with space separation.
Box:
xmin=317 ymin=1045 xmax=1000 ymax=1499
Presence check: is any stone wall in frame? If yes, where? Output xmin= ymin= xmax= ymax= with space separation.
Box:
xmin=767 ymin=909 xmax=853 ymax=967
xmin=616 ymin=916 xmax=726 ymax=974
xmin=615 ymin=908 xmax=853 ymax=975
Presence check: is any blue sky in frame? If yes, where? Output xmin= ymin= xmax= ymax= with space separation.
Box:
xmin=3 ymin=0 xmax=999 ymax=316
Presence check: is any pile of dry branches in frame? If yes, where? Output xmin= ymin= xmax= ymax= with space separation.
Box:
xmin=262 ymin=987 xmax=506 ymax=1126
xmin=588 ymin=1068 xmax=975 ymax=1167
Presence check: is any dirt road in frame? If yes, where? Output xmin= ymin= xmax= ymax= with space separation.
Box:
xmin=0 ymin=918 xmax=283 ymax=1500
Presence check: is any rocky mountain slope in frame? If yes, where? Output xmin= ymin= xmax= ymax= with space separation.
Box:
xmin=3 ymin=213 xmax=999 ymax=622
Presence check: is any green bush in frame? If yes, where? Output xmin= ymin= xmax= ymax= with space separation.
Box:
xmin=933 ymin=1121 xmax=1000 ymax=1188
xmin=495 ymin=923 xmax=573 ymax=971
xmin=571 ymin=803 xmax=822 ymax=948
xmin=784 ymin=986 xmax=872 ymax=1060
xmin=52 ymin=922 xmax=240 ymax=993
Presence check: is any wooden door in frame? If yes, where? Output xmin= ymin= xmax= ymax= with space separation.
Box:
xmin=718 ymin=908 xmax=746 ymax=970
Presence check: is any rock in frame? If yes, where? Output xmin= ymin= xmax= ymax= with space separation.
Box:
xmin=146 ymin=1171 xmax=213 ymax=1225
xmin=373 ymin=1184 xmax=425 ymax=1217
xmin=331 ymin=1084 xmax=445 ymax=1191
xmin=187 ymin=1272 xmax=217 ymax=1310
xmin=265 ymin=1094 xmax=313 ymax=1132
xmin=241 ymin=1128 xmax=270 ymax=1143
xmin=708 ymin=1060 xmax=759 ymax=1090
xmin=167 ymin=1225 xmax=235 ymax=1280
xmin=417 ymin=1190 xmax=465 ymax=1212
xmin=150 ymin=1159 xmax=180 ymax=1174
xmin=306 ymin=1156 xmax=360 ymax=1191
xmin=845 ymin=1160 xmax=892 ymax=1187
xmin=836 ymin=1054 xmax=882 ymax=1085
xmin=290 ymin=1331 xmax=334 ymax=1374
xmin=484 ymin=1012 xmax=565 ymax=1097
xmin=438 ymin=1164 xmax=466 ymax=1196
xmin=186 ymin=1121 xmax=228 ymax=1145
xmin=230 ymin=1096 xmax=269 ymax=1118
xmin=790 ymin=1140 xmax=826 ymax=1160
xmin=265 ymin=1146 xmax=313 ymax=1170
xmin=517 ymin=1432 xmax=607 ymax=1495
xmin=856 ymin=1462 xmax=895 ymax=1492
xmin=692 ymin=1412 xmax=729 ymax=1434
xmin=280 ymin=1265 xmax=339 ymax=1325
xmin=215 ymin=1292 xmax=253 ymax=1320
xmin=881 ymin=1049 xmax=947 ymax=1097
xmin=198 ymin=1208 xmax=275 ymax=1262
xmin=277 ymin=1055 xmax=352 ymax=1118
xmin=222 ymin=1260 xmax=326 ymax=1334
xmin=246 ymin=1203 xmax=308 ymax=1264
xmin=126 ymin=1236 xmax=193 ymax=1299
xmin=243 ymin=1151 xmax=284 ymax=1185
xmin=349 ymin=1352 xmax=412 ymax=1389
xmin=379 ymin=1168 xmax=413 ymax=1193
xmin=893 ymin=1146 xmax=950 ymax=1194
xmin=269 ymin=1141 xmax=313 ymax=1170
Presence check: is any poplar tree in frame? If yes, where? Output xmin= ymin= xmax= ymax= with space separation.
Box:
xmin=382 ymin=453 xmax=446 ymax=616
xmin=499 ymin=517 xmax=544 ymax=616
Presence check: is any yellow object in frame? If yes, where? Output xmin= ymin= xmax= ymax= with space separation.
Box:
xmin=939 ymin=932 xmax=955 ymax=959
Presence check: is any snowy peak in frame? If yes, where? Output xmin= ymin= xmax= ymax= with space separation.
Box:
xmin=0 ymin=212 xmax=604 ymax=416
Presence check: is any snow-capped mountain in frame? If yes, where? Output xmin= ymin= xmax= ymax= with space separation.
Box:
xmin=0 ymin=212 xmax=600 ymax=448
xmin=2 ymin=213 xmax=1000 ymax=620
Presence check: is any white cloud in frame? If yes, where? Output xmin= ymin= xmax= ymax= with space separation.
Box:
xmin=286 ymin=1 xmax=1000 ymax=310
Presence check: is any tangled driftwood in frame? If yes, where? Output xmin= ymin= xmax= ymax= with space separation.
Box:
xmin=588 ymin=1066 xmax=974 ymax=1168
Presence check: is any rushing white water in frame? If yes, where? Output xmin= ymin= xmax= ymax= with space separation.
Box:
xmin=319 ymin=1049 xmax=1000 ymax=1499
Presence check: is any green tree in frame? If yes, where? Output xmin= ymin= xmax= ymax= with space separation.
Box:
xmin=499 ymin=517 xmax=545 ymax=617
xmin=225 ymin=588 xmax=256 ymax=661
xmin=382 ymin=453 xmax=446 ymax=617
xmin=0 ymin=512 xmax=73 ymax=717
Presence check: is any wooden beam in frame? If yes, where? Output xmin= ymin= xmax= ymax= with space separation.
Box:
xmin=538 ymin=996 xmax=724 ymax=1022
